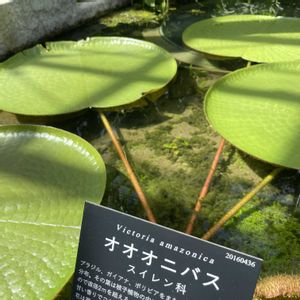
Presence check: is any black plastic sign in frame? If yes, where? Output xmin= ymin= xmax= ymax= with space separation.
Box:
xmin=72 ymin=202 xmax=262 ymax=300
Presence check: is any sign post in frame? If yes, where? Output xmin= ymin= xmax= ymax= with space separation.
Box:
xmin=72 ymin=202 xmax=262 ymax=300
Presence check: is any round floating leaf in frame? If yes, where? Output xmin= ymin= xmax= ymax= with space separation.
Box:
xmin=143 ymin=27 xmax=224 ymax=70
xmin=205 ymin=61 xmax=300 ymax=169
xmin=0 ymin=125 xmax=106 ymax=299
xmin=0 ymin=37 xmax=177 ymax=116
xmin=183 ymin=15 xmax=300 ymax=63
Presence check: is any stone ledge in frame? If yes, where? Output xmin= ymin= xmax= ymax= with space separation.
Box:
xmin=0 ymin=0 xmax=130 ymax=60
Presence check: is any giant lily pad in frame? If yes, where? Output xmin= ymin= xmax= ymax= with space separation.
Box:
xmin=0 ymin=37 xmax=177 ymax=116
xmin=183 ymin=15 xmax=300 ymax=63
xmin=0 ymin=125 xmax=106 ymax=299
xmin=205 ymin=61 xmax=300 ymax=169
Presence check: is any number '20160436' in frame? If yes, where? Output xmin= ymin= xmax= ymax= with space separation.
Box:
xmin=225 ymin=252 xmax=256 ymax=268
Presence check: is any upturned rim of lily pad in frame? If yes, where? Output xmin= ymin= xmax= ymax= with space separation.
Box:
xmin=0 ymin=37 xmax=177 ymax=116
xmin=182 ymin=14 xmax=300 ymax=63
xmin=204 ymin=61 xmax=300 ymax=169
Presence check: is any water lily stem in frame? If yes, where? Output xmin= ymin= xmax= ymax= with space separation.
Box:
xmin=186 ymin=61 xmax=252 ymax=235
xmin=185 ymin=138 xmax=225 ymax=234
xmin=99 ymin=112 xmax=156 ymax=223
xmin=201 ymin=167 xmax=283 ymax=240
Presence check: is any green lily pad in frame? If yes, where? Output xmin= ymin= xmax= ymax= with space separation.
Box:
xmin=183 ymin=15 xmax=300 ymax=63
xmin=0 ymin=37 xmax=177 ymax=116
xmin=205 ymin=61 xmax=300 ymax=169
xmin=0 ymin=125 xmax=106 ymax=299
xmin=143 ymin=27 xmax=224 ymax=70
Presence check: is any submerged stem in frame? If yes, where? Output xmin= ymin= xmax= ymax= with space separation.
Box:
xmin=201 ymin=167 xmax=283 ymax=240
xmin=99 ymin=112 xmax=156 ymax=223
xmin=186 ymin=61 xmax=252 ymax=235
xmin=185 ymin=138 xmax=225 ymax=234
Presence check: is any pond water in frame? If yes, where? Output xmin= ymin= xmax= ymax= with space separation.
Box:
xmin=4 ymin=2 xmax=298 ymax=298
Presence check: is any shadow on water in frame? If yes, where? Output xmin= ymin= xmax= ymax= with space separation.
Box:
xmin=101 ymin=165 xmax=143 ymax=216
xmin=49 ymin=109 xmax=106 ymax=140
xmin=118 ymin=68 xmax=201 ymax=129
